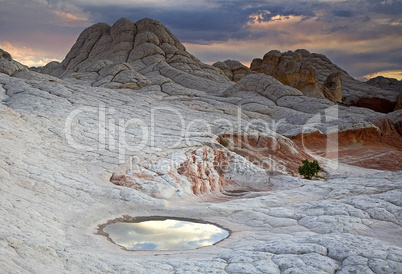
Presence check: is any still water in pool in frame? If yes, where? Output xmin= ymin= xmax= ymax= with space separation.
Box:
xmin=103 ymin=218 xmax=229 ymax=251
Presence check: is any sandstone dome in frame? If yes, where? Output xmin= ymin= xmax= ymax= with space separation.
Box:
xmin=48 ymin=17 xmax=230 ymax=93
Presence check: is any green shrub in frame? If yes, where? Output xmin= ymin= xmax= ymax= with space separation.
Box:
xmin=298 ymin=159 xmax=320 ymax=179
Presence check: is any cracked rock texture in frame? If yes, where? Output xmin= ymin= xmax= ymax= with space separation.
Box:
xmin=0 ymin=49 xmax=27 ymax=76
xmin=213 ymin=60 xmax=252 ymax=82
xmin=1 ymin=18 xmax=401 ymax=273
xmin=250 ymin=49 xmax=337 ymax=102
xmin=366 ymin=76 xmax=402 ymax=93
xmin=251 ymin=49 xmax=399 ymax=107
xmin=47 ymin=17 xmax=229 ymax=93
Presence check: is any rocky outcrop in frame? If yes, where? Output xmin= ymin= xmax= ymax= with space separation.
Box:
xmin=323 ymin=71 xmax=342 ymax=103
xmin=0 ymin=49 xmax=26 ymax=75
xmin=47 ymin=17 xmax=229 ymax=92
xmin=290 ymin=120 xmax=402 ymax=171
xmin=396 ymin=91 xmax=402 ymax=110
xmin=347 ymin=76 xmax=402 ymax=113
xmin=250 ymin=49 xmax=342 ymax=102
xmin=69 ymin=60 xmax=150 ymax=89
xmin=218 ymin=133 xmax=314 ymax=175
xmin=251 ymin=49 xmax=399 ymax=107
xmin=350 ymin=97 xmax=396 ymax=114
xmin=30 ymin=61 xmax=60 ymax=75
xmin=176 ymin=147 xmax=230 ymax=195
xmin=366 ymin=76 xmax=402 ymax=93
xmin=307 ymin=53 xmax=399 ymax=107
xmin=221 ymin=73 xmax=303 ymax=100
xmin=212 ymin=60 xmax=252 ymax=82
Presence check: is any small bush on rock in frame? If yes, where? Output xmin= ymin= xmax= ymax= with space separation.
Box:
xmin=298 ymin=159 xmax=320 ymax=179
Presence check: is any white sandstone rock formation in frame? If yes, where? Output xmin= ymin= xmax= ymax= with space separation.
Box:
xmin=306 ymin=51 xmax=398 ymax=105
xmin=213 ymin=60 xmax=252 ymax=82
xmin=251 ymin=49 xmax=399 ymax=108
xmin=366 ymin=76 xmax=402 ymax=93
xmin=323 ymin=71 xmax=342 ymax=103
xmin=46 ymin=17 xmax=229 ymax=93
xmin=0 ymin=49 xmax=27 ymax=76
xmin=250 ymin=49 xmax=338 ymax=102
xmin=1 ymin=18 xmax=401 ymax=273
xmin=30 ymin=61 xmax=60 ymax=75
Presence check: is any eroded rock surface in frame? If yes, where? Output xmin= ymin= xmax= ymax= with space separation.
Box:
xmin=350 ymin=97 xmax=396 ymax=114
xmin=213 ymin=60 xmax=252 ymax=82
xmin=251 ymin=49 xmax=400 ymax=108
xmin=323 ymin=71 xmax=342 ymax=103
xmin=30 ymin=61 xmax=60 ymax=75
xmin=395 ymin=91 xmax=402 ymax=110
xmin=46 ymin=17 xmax=229 ymax=93
xmin=0 ymin=49 xmax=26 ymax=76
xmin=250 ymin=49 xmax=340 ymax=102
xmin=308 ymin=52 xmax=398 ymax=106
xmin=366 ymin=76 xmax=402 ymax=93
xmin=1 ymin=18 xmax=401 ymax=274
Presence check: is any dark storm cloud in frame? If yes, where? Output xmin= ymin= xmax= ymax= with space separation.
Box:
xmin=77 ymin=3 xmax=250 ymax=42
xmin=74 ymin=0 xmax=401 ymax=47
xmin=332 ymin=10 xmax=357 ymax=18
xmin=74 ymin=0 xmax=318 ymax=43
xmin=74 ymin=5 xmax=244 ymax=43
xmin=367 ymin=0 xmax=402 ymax=15
xmin=327 ymin=47 xmax=402 ymax=77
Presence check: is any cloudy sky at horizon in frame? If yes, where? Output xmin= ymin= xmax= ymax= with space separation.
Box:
xmin=103 ymin=219 xmax=228 ymax=250
xmin=0 ymin=0 xmax=401 ymax=80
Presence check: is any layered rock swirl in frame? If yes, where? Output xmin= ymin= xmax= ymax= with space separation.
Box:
xmin=48 ymin=17 xmax=230 ymax=93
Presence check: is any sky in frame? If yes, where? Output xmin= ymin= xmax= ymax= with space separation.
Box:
xmin=103 ymin=219 xmax=228 ymax=250
xmin=0 ymin=0 xmax=401 ymax=81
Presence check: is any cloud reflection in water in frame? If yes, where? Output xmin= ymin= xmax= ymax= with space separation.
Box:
xmin=104 ymin=219 xmax=229 ymax=250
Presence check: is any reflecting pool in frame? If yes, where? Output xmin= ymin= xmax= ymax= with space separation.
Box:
xmin=103 ymin=218 xmax=229 ymax=251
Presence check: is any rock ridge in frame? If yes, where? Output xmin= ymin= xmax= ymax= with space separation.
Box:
xmin=250 ymin=49 xmax=342 ymax=103
xmin=212 ymin=60 xmax=253 ymax=82
xmin=0 ymin=49 xmax=27 ymax=76
xmin=47 ymin=17 xmax=229 ymax=92
xmin=366 ymin=76 xmax=402 ymax=93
